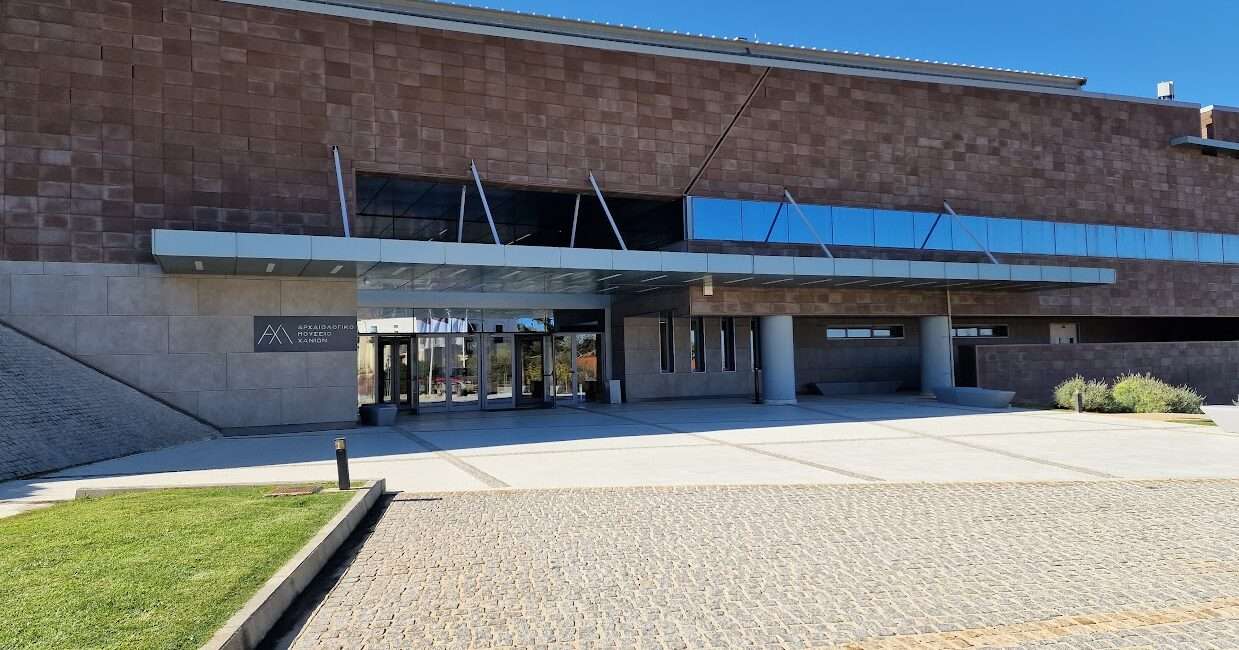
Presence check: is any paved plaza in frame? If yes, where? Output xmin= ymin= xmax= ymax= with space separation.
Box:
xmin=282 ymin=480 xmax=1239 ymax=649
xmin=5 ymin=395 xmax=1239 ymax=511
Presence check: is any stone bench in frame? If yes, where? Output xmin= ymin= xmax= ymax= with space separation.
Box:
xmin=814 ymin=381 xmax=902 ymax=396
xmin=932 ymin=386 xmax=1015 ymax=408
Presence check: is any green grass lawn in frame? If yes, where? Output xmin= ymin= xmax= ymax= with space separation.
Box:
xmin=0 ymin=486 xmax=353 ymax=650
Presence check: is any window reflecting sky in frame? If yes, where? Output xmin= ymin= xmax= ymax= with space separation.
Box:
xmin=688 ymin=196 xmax=1239 ymax=264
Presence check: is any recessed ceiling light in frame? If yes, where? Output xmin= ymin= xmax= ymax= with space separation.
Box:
xmin=598 ymin=273 xmax=622 ymax=281
xmin=193 ymin=260 xmax=204 ymax=271
xmin=723 ymin=276 xmax=754 ymax=284
xmin=265 ymin=262 xmax=276 ymax=273
xmin=329 ymin=264 xmax=344 ymax=275
xmin=640 ymin=274 xmax=667 ymax=282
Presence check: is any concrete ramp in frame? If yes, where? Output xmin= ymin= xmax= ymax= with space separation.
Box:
xmin=0 ymin=322 xmax=216 ymax=481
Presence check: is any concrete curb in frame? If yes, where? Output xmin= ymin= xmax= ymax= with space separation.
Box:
xmin=200 ymin=479 xmax=386 ymax=650
xmin=73 ymin=480 xmax=348 ymax=500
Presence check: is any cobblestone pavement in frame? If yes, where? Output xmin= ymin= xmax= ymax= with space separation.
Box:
xmin=286 ymin=480 xmax=1239 ymax=649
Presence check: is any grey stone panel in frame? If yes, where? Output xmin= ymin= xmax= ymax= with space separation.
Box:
xmin=138 ymin=353 xmax=228 ymax=392
xmin=197 ymin=278 xmax=282 ymax=315
xmin=197 ymin=389 xmax=284 ymax=428
xmin=169 ymin=315 xmax=253 ymax=353
xmin=77 ymin=354 xmax=147 ymax=387
xmin=0 ymin=322 xmax=215 ymax=481
xmin=42 ymin=262 xmax=138 ymax=277
xmin=307 ymin=351 xmax=361 ymax=388
xmin=107 ymin=276 xmax=198 ymax=315
xmin=10 ymin=274 xmax=108 ymax=315
xmin=280 ymin=279 xmax=357 ymax=316
xmin=226 ymin=352 xmax=309 ymax=389
xmin=0 ymin=261 xmax=45 ymax=274
xmin=153 ymin=391 xmax=201 ymax=417
xmin=75 ymin=316 xmax=170 ymax=355
xmin=0 ymin=274 xmax=10 ymax=315
xmin=280 ymin=386 xmax=357 ymax=425
xmin=1 ymin=315 xmax=79 ymax=353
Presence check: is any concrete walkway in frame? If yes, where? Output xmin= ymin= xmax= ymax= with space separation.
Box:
xmin=4 ymin=395 xmax=1239 ymax=515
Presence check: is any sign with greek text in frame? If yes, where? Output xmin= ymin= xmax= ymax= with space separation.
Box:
xmin=253 ymin=316 xmax=357 ymax=352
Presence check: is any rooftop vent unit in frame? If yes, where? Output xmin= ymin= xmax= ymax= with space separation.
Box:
xmin=1157 ymin=80 xmax=1175 ymax=100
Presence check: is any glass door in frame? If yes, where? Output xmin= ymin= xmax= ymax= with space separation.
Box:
xmin=484 ymin=334 xmax=514 ymax=409
xmin=447 ymin=335 xmax=480 ymax=410
xmin=516 ymin=335 xmax=547 ymax=408
xmin=378 ymin=336 xmax=413 ymax=409
xmin=552 ymin=335 xmax=574 ymax=401
xmin=416 ymin=335 xmax=447 ymax=410
xmin=574 ymin=333 xmax=599 ymax=401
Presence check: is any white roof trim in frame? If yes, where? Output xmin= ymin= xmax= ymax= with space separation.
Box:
xmin=152 ymin=230 xmax=1116 ymax=291
xmin=224 ymin=0 xmax=1205 ymax=108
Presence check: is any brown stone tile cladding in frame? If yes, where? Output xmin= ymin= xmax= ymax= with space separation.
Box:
xmin=975 ymin=340 xmax=1239 ymax=405
xmin=3 ymin=0 xmax=1238 ymax=268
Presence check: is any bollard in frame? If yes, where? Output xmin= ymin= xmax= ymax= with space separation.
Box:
xmin=1073 ymin=390 xmax=1083 ymax=413
xmin=335 ymin=437 xmax=351 ymax=491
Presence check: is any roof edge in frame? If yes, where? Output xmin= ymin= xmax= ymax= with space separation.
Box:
xmin=233 ymin=0 xmax=1087 ymax=90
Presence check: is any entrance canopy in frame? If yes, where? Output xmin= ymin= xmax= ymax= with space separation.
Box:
xmin=152 ymin=230 xmax=1116 ymax=294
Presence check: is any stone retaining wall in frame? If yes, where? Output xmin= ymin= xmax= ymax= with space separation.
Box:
xmin=0 ymin=321 xmax=216 ymax=480
xmin=975 ymin=341 xmax=1239 ymax=405
xmin=0 ymin=260 xmax=358 ymax=428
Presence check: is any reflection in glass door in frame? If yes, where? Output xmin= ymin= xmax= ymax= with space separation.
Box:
xmin=448 ymin=335 xmax=479 ymax=410
xmin=575 ymin=333 xmax=599 ymax=401
xmin=485 ymin=334 xmax=514 ymax=409
xmin=416 ymin=336 xmax=447 ymax=409
xmin=516 ymin=335 xmax=545 ymax=408
xmin=552 ymin=335 xmax=573 ymax=400
xmin=378 ymin=337 xmax=413 ymax=409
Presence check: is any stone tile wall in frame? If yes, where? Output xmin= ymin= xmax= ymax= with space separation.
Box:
xmin=2 ymin=0 xmax=1238 ymax=266
xmin=0 ymin=260 xmax=358 ymax=427
xmin=975 ymin=340 xmax=1239 ymax=406
xmin=793 ymin=318 xmax=920 ymax=392
xmin=622 ymin=315 xmax=754 ymax=401
xmin=0 ymin=319 xmax=215 ymax=480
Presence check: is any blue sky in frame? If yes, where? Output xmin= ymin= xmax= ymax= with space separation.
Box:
xmin=472 ymin=0 xmax=1239 ymax=107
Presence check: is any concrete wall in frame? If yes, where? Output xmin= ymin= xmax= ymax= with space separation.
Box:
xmin=976 ymin=341 xmax=1239 ymax=406
xmin=622 ymin=316 xmax=754 ymax=401
xmin=1 ymin=321 xmax=215 ymax=480
xmin=793 ymin=318 xmax=920 ymax=393
xmin=0 ymin=261 xmax=358 ymax=428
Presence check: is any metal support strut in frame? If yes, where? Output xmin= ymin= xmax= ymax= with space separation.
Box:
xmin=569 ymin=193 xmax=581 ymax=248
xmin=587 ymin=171 xmax=627 ymax=250
xmin=919 ymin=201 xmax=999 ymax=265
xmin=330 ymin=145 xmax=351 ymax=238
xmin=782 ymin=188 xmax=833 ymax=258
xmin=469 ymin=160 xmax=502 ymax=246
xmin=456 ymin=185 xmax=466 ymax=243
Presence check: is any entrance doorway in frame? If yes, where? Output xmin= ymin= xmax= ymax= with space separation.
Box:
xmin=515 ymin=335 xmax=548 ymax=408
xmin=1050 ymin=323 xmax=1078 ymax=344
xmin=552 ymin=333 xmax=601 ymax=403
xmin=377 ymin=336 xmax=413 ymax=409
xmin=416 ymin=334 xmax=481 ymax=411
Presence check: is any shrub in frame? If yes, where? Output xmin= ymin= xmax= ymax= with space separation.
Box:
xmin=1053 ymin=375 xmax=1114 ymax=412
xmin=1111 ymin=373 xmax=1202 ymax=414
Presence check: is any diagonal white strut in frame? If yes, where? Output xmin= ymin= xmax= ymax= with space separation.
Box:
xmin=587 ymin=171 xmax=627 ymax=250
xmin=469 ymin=160 xmax=502 ymax=246
xmin=782 ymin=188 xmax=833 ymax=258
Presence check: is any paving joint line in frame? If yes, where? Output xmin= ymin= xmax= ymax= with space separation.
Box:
xmin=582 ymin=407 xmax=884 ymax=482
xmin=791 ymin=403 xmax=1119 ymax=479
xmin=396 ymin=430 xmax=509 ymax=489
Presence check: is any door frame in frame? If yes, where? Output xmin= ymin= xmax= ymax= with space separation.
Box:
xmin=514 ymin=333 xmax=550 ymax=408
xmin=376 ymin=335 xmax=414 ymax=410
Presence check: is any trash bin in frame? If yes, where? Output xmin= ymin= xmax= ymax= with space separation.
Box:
xmin=607 ymin=379 xmax=622 ymax=404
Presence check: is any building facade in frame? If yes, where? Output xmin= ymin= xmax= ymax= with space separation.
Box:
xmin=3 ymin=0 xmax=1239 ymax=428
